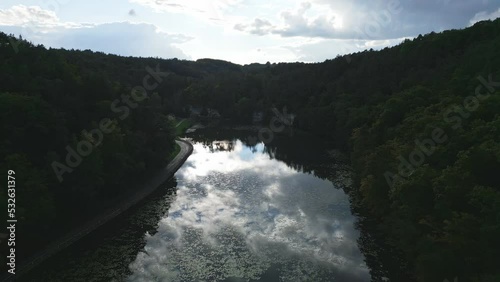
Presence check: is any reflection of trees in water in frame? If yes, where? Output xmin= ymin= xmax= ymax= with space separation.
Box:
xmin=188 ymin=130 xmax=236 ymax=153
xmin=261 ymin=135 xmax=345 ymax=184
xmin=202 ymin=140 xmax=236 ymax=153
xmin=187 ymin=129 xmax=347 ymax=183
xmin=263 ymin=145 xmax=308 ymax=175
xmin=354 ymin=212 xmax=414 ymax=282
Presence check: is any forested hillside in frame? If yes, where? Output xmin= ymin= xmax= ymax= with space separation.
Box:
xmin=0 ymin=34 xmax=184 ymax=260
xmin=1 ymin=18 xmax=500 ymax=282
xmin=179 ymin=20 xmax=500 ymax=282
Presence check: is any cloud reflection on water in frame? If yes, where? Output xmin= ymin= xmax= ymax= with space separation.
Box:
xmin=128 ymin=140 xmax=370 ymax=282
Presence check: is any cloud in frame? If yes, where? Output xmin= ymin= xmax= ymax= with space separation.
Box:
xmin=276 ymin=2 xmax=343 ymax=37
xmin=234 ymin=18 xmax=274 ymax=36
xmin=233 ymin=1 xmax=403 ymax=40
xmin=0 ymin=5 xmax=57 ymax=27
xmin=130 ymin=0 xmax=242 ymax=22
xmin=470 ymin=8 xmax=500 ymax=25
xmin=0 ymin=5 xmax=82 ymax=30
xmin=0 ymin=5 xmax=192 ymax=59
xmin=2 ymin=1 xmax=499 ymax=64
xmin=235 ymin=2 xmax=348 ymax=39
xmin=234 ymin=0 xmax=500 ymax=41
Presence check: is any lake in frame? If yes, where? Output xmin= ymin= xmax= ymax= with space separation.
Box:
xmin=24 ymin=129 xmax=372 ymax=282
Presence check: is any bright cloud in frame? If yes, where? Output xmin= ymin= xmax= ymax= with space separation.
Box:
xmin=0 ymin=5 xmax=191 ymax=59
xmin=0 ymin=5 xmax=82 ymax=30
xmin=234 ymin=2 xmax=347 ymax=39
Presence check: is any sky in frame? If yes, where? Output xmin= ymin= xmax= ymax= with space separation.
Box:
xmin=0 ymin=0 xmax=499 ymax=64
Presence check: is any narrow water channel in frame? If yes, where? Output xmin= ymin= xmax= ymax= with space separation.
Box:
xmin=24 ymin=129 xmax=372 ymax=282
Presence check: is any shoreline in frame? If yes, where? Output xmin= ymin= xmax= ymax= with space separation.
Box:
xmin=1 ymin=139 xmax=193 ymax=282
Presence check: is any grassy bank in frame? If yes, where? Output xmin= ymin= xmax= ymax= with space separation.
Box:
xmin=174 ymin=119 xmax=192 ymax=136
xmin=167 ymin=142 xmax=181 ymax=163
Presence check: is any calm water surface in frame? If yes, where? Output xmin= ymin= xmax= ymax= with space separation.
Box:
xmin=25 ymin=130 xmax=372 ymax=282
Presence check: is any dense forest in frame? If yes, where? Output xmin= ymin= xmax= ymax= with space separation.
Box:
xmin=1 ymin=18 xmax=500 ymax=282
xmin=0 ymin=34 xmax=183 ymax=262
